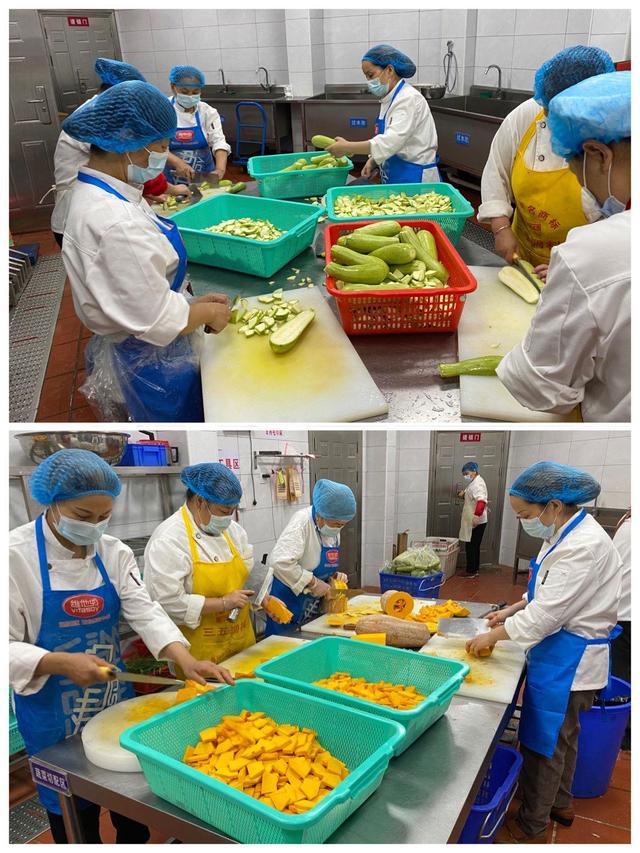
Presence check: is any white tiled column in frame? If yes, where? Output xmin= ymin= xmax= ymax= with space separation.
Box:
xmin=285 ymin=9 xmax=325 ymax=97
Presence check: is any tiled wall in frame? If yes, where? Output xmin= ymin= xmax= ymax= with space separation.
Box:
xmin=114 ymin=9 xmax=289 ymax=93
xmin=499 ymin=430 xmax=631 ymax=569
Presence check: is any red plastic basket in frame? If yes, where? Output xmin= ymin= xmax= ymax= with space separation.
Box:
xmin=324 ymin=219 xmax=477 ymax=335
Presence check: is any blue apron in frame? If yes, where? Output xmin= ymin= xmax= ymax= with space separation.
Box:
xmin=167 ymin=98 xmax=215 ymax=176
xmin=265 ymin=510 xmax=340 ymax=636
xmin=375 ymin=80 xmax=440 ymax=184
xmin=77 ymin=171 xmax=204 ymax=422
xmin=14 ymin=515 xmax=133 ymax=814
xmin=519 ymin=509 xmax=621 ymax=758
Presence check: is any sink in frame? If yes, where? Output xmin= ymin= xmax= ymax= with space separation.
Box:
xmin=307 ymin=91 xmax=379 ymax=101
xmin=430 ymin=96 xmax=523 ymax=119
xmin=203 ymin=86 xmax=286 ymax=101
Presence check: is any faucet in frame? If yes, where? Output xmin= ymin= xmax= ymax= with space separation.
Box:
xmin=218 ymin=68 xmax=229 ymax=94
xmin=485 ymin=64 xmax=503 ymax=98
xmin=257 ymin=66 xmax=272 ymax=93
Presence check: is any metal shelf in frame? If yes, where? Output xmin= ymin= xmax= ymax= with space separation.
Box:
xmin=253 ymin=452 xmax=307 ymax=470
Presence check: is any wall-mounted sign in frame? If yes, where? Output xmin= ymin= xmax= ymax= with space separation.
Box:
xmin=67 ymin=16 xmax=89 ymax=26
xmin=30 ymin=760 xmax=71 ymax=796
xmin=460 ymin=432 xmax=481 ymax=443
xmin=261 ymin=430 xmax=284 ymax=438
xmin=349 ymin=117 xmax=368 ymax=128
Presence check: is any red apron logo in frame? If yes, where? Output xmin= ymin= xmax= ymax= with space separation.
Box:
xmin=326 ymin=549 xmax=339 ymax=563
xmin=175 ymin=129 xmax=195 ymax=142
xmin=62 ymin=594 xmax=105 ymax=619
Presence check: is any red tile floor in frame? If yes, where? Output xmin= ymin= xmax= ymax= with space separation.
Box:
xmin=12 ymin=564 xmax=630 ymax=844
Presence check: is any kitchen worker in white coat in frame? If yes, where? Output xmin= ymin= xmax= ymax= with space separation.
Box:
xmin=166 ymin=65 xmax=231 ymax=181
xmin=611 ymin=510 xmax=631 ymax=750
xmin=467 ymin=462 xmax=622 ymax=843
xmin=457 ymin=461 xmax=488 ymax=579
xmin=478 ymin=46 xmax=614 ymax=269
xmin=497 ymin=72 xmax=631 ymax=423
xmin=50 ymin=59 xmax=192 ymax=248
xmin=265 ymin=480 xmax=356 ymax=636
xmin=327 ymin=44 xmax=440 ymax=184
xmin=60 ymin=80 xmax=230 ymax=422
xmin=144 ymin=463 xmax=290 ymax=666
xmin=9 ymin=450 xmax=233 ymax=845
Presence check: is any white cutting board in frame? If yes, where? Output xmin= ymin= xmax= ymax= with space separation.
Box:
xmin=200 ymin=287 xmax=388 ymax=422
xmin=220 ymin=635 xmax=308 ymax=676
xmin=81 ymin=691 xmax=180 ymax=773
xmin=457 ymin=266 xmax=571 ymax=422
xmin=303 ymin=594 xmax=449 ymax=637
xmin=420 ymin=635 xmax=525 ymax=705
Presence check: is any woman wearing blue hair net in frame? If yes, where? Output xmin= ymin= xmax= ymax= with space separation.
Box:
xmin=467 ymin=462 xmax=622 ymax=843
xmin=479 ymin=46 xmax=614 ymax=270
xmin=144 ymin=464 xmax=291 ymax=665
xmin=9 ymin=450 xmax=233 ymax=843
xmin=265 ymin=480 xmax=357 ymax=635
xmin=166 ymin=66 xmax=231 ymax=183
xmin=326 ymin=44 xmax=440 ymax=184
xmin=497 ymin=71 xmax=630 ymax=423
xmin=60 ymin=80 xmax=231 ymax=422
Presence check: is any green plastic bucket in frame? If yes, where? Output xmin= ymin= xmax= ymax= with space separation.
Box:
xmin=120 ymin=680 xmax=404 ymax=844
xmin=248 ymin=151 xmax=353 ymax=200
xmin=171 ymin=194 xmax=323 ymax=277
xmin=256 ymin=636 xmax=468 ymax=755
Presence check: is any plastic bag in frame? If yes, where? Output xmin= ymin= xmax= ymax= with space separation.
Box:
xmin=80 ymin=330 xmax=204 ymax=422
xmin=385 ymin=545 xmax=442 ymax=576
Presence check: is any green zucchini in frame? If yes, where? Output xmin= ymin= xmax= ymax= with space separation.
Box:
xmin=269 ymin=309 xmax=315 ymax=353
xmin=330 ymin=245 xmax=377 ymax=266
xmin=311 ymin=134 xmax=336 ymax=150
xmin=439 ymin=356 xmax=503 ymax=378
xmin=399 ymin=226 xmax=449 ymax=283
xmin=353 ymin=220 xmax=402 ymax=237
xmin=370 ymin=244 xmax=416 ymax=265
xmin=227 ymin=182 xmax=247 ymax=194
xmin=344 ymin=233 xmax=400 ymax=253
xmin=326 ymin=259 xmax=389 ymax=285
xmin=218 ymin=179 xmax=233 ymax=187
xmin=498 ymin=267 xmax=539 ymax=304
xmin=417 ymin=229 xmax=438 ymax=260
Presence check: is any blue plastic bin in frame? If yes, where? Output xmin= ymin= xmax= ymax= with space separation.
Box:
xmin=379 ymin=570 xmax=443 ymax=599
xmin=118 ymin=444 xmax=167 ymax=467
xmin=458 ymin=745 xmax=523 ymax=844
xmin=572 ymin=676 xmax=631 ymax=798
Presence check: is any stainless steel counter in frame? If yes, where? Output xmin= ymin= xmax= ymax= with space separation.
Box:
xmin=30 ymin=598 xmax=523 ymax=844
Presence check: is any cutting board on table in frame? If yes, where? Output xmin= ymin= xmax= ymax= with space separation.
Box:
xmin=303 ymin=594 xmax=383 ymax=637
xmin=220 ymin=635 xmax=308 ymax=677
xmin=420 ymin=635 xmax=525 ymax=704
xmin=456 ymin=266 xmax=571 ymax=422
xmin=200 ymin=287 xmax=388 ymax=421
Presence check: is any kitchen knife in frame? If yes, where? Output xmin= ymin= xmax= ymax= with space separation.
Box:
xmin=479 ymin=602 xmax=507 ymax=618
xmin=437 ymin=617 xmax=490 ymax=639
xmin=187 ymin=183 xmax=203 ymax=203
xmin=511 ymin=254 xmax=542 ymax=292
xmin=229 ymin=562 xmax=273 ymax=622
xmin=100 ymin=667 xmax=185 ymax=687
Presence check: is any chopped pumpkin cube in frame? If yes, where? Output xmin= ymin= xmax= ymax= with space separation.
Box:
xmin=273 ymin=759 xmax=288 ymax=775
xmin=199 ymin=726 xmax=218 ymax=742
xmin=270 ymin=787 xmax=291 ymax=811
xmin=302 ymin=775 xmax=321 ymax=800
xmin=290 ymin=757 xmax=311 ymax=778
xmin=261 ymin=772 xmax=278 ymax=795
xmin=322 ymin=772 xmax=342 ymax=789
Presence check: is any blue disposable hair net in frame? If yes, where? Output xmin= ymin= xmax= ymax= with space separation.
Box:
xmin=312 ymin=479 xmax=356 ymax=522
xmin=181 ymin=463 xmax=242 ymax=506
xmin=30 ymin=449 xmax=121 ymax=505
xmin=533 ymin=45 xmax=614 ymax=109
xmin=169 ymin=65 xmax=205 ymax=87
xmin=509 ymin=462 xmax=601 ymax=505
xmin=61 ymin=80 xmax=177 ymax=153
xmin=548 ymin=71 xmax=631 ymax=160
xmin=462 ymin=461 xmax=479 ymax=474
xmin=362 ymin=44 xmax=416 ymax=79
xmin=95 ymin=57 xmax=146 ymax=86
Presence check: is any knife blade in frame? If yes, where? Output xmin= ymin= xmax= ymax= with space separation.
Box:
xmin=511 ymin=254 xmax=542 ymax=292
xmin=100 ymin=667 xmax=185 ymax=687
xmin=437 ymin=617 xmax=490 ymax=639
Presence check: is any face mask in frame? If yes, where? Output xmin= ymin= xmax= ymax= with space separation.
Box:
xmin=127 ymin=147 xmax=168 ymax=184
xmin=201 ymin=510 xmax=233 ymax=536
xmin=53 ymin=507 xmax=110 ymax=546
xmin=176 ymin=93 xmax=201 ymax=109
xmin=320 ymin=524 xmax=341 ymax=538
xmin=463 ymin=474 xmax=473 ymax=482
xmin=367 ymin=75 xmax=389 ymax=98
xmin=583 ymin=153 xmax=626 ymax=219
xmin=519 ymin=503 xmax=558 ymax=540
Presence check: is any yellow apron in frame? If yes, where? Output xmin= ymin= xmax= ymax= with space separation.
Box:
xmin=178 ymin=506 xmax=255 ymax=668
xmin=511 ymin=109 xmax=588 ymax=266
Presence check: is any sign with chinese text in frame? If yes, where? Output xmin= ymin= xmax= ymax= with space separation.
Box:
xmin=30 ymin=759 xmax=71 ymax=796
xmin=67 ymin=16 xmax=89 ymax=26
xmin=460 ymin=432 xmax=481 ymax=443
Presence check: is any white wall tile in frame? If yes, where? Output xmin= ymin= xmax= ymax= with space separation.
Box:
xmin=285 ymin=17 xmax=310 ymax=46
xmin=397 ymin=491 xmax=427 ymax=517
xmin=419 ymin=38 xmax=443 ymax=68
xmin=312 ymin=43 xmax=325 ymax=71
xmin=510 ymin=444 xmax=542 ymax=468
xmin=568 ymin=438 xmax=608 ymax=468
xmin=324 ymin=41 xmax=371 ymax=70
xmin=120 ymin=30 xmax=154 ymax=54
xmin=256 ymin=10 xmax=285 ymax=24
xmin=219 ymin=23 xmax=258 ymax=50
xmin=600 ymin=465 xmax=630 ymax=494
xmin=369 ymin=11 xmax=420 ymax=42
xmin=512 ymin=430 xmax=542 ymax=446
xmin=515 ymin=9 xmax=569 ymax=36
xmin=286 ymin=45 xmax=311 ymax=74
xmin=324 ymin=67 xmax=362 ymax=84
xmin=419 ymin=10 xmax=442 ymax=39
xmin=116 ymin=10 xmax=151 ymax=32
xmin=397 ymin=431 xmax=431 ymax=450
xmin=540 ymin=442 xmax=571 ymax=465
xmin=474 ymin=35 xmax=515 ymax=71
xmin=512 ymin=34 xmax=565 ymax=70
xmin=220 ymin=47 xmax=260 ymax=72
xmin=397 ymin=469 xmax=429 ymax=494
xmin=567 ymin=10 xmax=593 ymax=34
xmin=152 ymin=28 xmax=185 ymax=53
xmin=365 ymin=445 xmax=387 ymax=473
xmin=564 ymin=33 xmax=591 ymax=50
xmin=285 ymin=8 xmax=310 ymax=20
xmin=440 ymin=9 xmax=469 ymax=39
xmin=154 ymin=51 xmax=188 ymax=76
xmin=183 ymin=27 xmax=220 ymax=52
xmin=477 ymin=9 xmax=516 ymax=37
xmin=259 ymin=45 xmax=288 ymax=70
xmin=181 ymin=9 xmax=219 ymax=29
xmin=365 ymin=430 xmax=387 ymax=447
xmin=324 ymin=16 xmax=368 ymax=45
xmin=420 ymin=65 xmax=444 ymax=86
xmin=591 ymin=9 xmax=631 ymax=35
xmin=510 ymin=69 xmax=535 ymax=91
xmin=122 ymin=52 xmax=157 ymax=75
xmin=255 ymin=20 xmax=287 ymax=47
xmin=598 ymin=492 xmax=629 ymax=510
xmin=324 ymin=9 xmax=369 ymax=18
xmin=364 ymin=495 xmax=386 ymax=522
xmin=186 ymin=50 xmax=222 ymax=75
xmin=499 ymin=528 xmax=517 ymax=566
xmin=149 ymin=10 xmax=178 ymax=30
xmin=605 ymin=435 xmax=631 ymax=466
xmin=398 ymin=447 xmax=428 ymax=472
xmin=396 ymin=512 xmax=428 ymax=537
xmin=588 ymin=33 xmax=628 ymax=59
xmin=223 ymin=10 xmax=257 ymax=26
xmin=364 ymin=470 xmax=387 ymax=498
xmin=363 ymin=519 xmax=385 ymax=546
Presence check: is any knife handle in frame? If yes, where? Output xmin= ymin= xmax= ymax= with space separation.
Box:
xmin=228 ymin=607 xmax=240 ymax=622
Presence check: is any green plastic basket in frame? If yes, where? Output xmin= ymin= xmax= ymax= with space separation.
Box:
xmin=171 ymin=195 xmax=323 ymax=277
xmin=9 ymin=690 xmax=25 ymax=756
xmin=325 ymin=182 xmax=474 ymax=245
xmin=248 ymin=151 xmax=353 ymax=200
xmin=256 ymin=636 xmax=469 ymax=755
xmin=120 ymin=680 xmax=404 ymax=844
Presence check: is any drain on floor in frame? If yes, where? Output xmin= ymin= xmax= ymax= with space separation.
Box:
xmin=9 ymin=796 xmax=50 ymax=844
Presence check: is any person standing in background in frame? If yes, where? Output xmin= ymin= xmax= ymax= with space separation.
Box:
xmin=457 ymin=462 xmax=488 ymax=579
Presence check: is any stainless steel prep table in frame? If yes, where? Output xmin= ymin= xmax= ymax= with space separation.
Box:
xmin=186 ymin=192 xmax=502 ymax=423
xmin=31 ymin=599 xmax=524 ymax=845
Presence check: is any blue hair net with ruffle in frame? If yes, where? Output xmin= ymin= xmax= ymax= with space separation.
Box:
xmin=30 ymin=449 xmax=121 ymax=505
xmin=509 ymin=461 xmax=601 ymax=505
xmin=312 ymin=479 xmax=356 ymax=522
xmin=95 ymin=57 xmax=146 ymax=86
xmin=534 ymin=45 xmax=614 ymax=109
xmin=462 ymin=461 xmax=479 ymax=473
xmin=169 ymin=65 xmax=205 ymax=87
xmin=362 ymin=44 xmax=416 ymax=78
xmin=181 ymin=463 xmax=242 ymax=506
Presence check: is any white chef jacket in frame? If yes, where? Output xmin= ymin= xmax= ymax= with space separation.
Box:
xmin=269 ymin=507 xmax=340 ymax=595
xmin=369 ymin=81 xmax=439 ymax=182
xmin=478 ymin=98 xmax=601 ymax=224
xmin=9 ymin=516 xmax=188 ymax=697
xmin=612 ymin=517 xmax=631 ymax=622
xmin=143 ymin=505 xmax=257 ymax=631
xmin=170 ymin=100 xmax=231 ymax=157
xmin=62 ymin=166 xmax=190 ymax=346
xmin=497 ymin=210 xmax=631 ymax=422
xmin=505 ymin=512 xmax=622 ymax=691
xmin=465 ymin=475 xmax=488 ymax=524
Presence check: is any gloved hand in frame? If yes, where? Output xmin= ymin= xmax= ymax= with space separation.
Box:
xmin=307 ymin=577 xmax=331 ymax=598
xmin=333 ymin=572 xmax=348 ymax=584
xmin=361 ymin=158 xmax=377 ymax=179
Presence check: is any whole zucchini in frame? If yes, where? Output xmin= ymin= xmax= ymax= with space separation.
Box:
xmin=417 ymin=229 xmax=438 ymax=260
xmin=330 ymin=245 xmax=377 ymax=266
xmin=399 ymin=226 xmax=449 ymax=283
xmin=370 ymin=244 xmax=416 ymax=264
xmin=311 ymin=134 xmax=336 ymax=150
xmin=326 ymin=260 xmax=389 ymax=285
xmin=354 ymin=220 xmax=402 ymax=237
xmin=344 ymin=233 xmax=400 ymax=253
